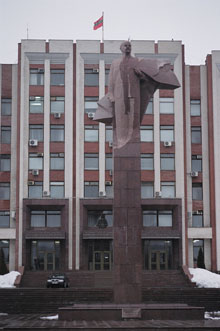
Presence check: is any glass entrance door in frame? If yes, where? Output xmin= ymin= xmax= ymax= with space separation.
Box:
xmin=38 ymin=251 xmax=55 ymax=271
xmin=149 ymin=250 xmax=168 ymax=270
xmin=93 ymin=251 xmax=111 ymax=270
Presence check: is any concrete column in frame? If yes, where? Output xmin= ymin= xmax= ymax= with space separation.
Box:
xmin=43 ymin=59 xmax=50 ymax=194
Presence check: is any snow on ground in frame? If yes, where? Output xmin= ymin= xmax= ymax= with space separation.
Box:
xmin=0 ymin=271 xmax=20 ymax=288
xmin=40 ymin=315 xmax=58 ymax=320
xmin=189 ymin=268 xmax=220 ymax=288
xmin=205 ymin=311 xmax=220 ymax=320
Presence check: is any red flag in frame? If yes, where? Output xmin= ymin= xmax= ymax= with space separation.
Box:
xmin=93 ymin=16 xmax=103 ymax=30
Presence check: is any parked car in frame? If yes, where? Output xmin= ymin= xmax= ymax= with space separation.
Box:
xmin=46 ymin=273 xmax=70 ymax=288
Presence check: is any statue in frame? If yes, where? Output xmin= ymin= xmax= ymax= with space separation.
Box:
xmin=93 ymin=41 xmax=180 ymax=148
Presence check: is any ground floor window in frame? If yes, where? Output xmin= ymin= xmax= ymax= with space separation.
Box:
xmin=0 ymin=240 xmax=9 ymax=264
xmin=193 ymin=239 xmax=204 ymax=268
xmin=88 ymin=240 xmax=113 ymax=271
xmin=31 ymin=240 xmax=60 ymax=271
xmin=143 ymin=240 xmax=173 ymax=270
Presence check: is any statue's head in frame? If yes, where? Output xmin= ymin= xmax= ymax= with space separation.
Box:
xmin=120 ymin=41 xmax=131 ymax=55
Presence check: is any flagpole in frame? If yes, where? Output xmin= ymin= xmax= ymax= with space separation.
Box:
xmin=102 ymin=11 xmax=104 ymax=43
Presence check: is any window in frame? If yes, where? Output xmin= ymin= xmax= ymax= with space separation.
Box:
xmin=1 ymin=99 xmax=11 ymax=116
xmin=29 ymin=125 xmax=43 ymax=142
xmin=84 ymin=69 xmax=99 ymax=86
xmin=192 ymin=212 xmax=203 ymax=227
xmin=141 ymin=182 xmax=154 ymax=198
xmin=145 ymin=98 xmax=153 ymax=114
xmin=88 ymin=210 xmax=113 ymax=227
xmin=0 ymin=211 xmax=10 ymax=228
xmin=140 ymin=126 xmax=153 ymax=142
xmin=0 ymin=183 xmax=10 ymax=199
xmin=50 ymin=125 xmax=64 ymax=142
xmin=105 ymin=181 xmax=113 ymax=197
xmin=192 ymin=183 xmax=203 ymax=200
xmin=192 ymin=155 xmax=202 ymax=172
xmin=193 ymin=239 xmax=204 ymax=266
xmin=28 ymin=182 xmax=43 ymax=198
xmin=31 ymin=210 xmax=61 ymax=227
xmin=191 ymin=100 xmax=201 ymax=116
xmin=160 ymin=97 xmax=174 ymax=114
xmin=29 ymin=96 xmax=44 ymax=113
xmin=85 ymin=125 xmax=99 ymax=142
xmin=105 ymin=154 xmax=113 ymax=171
xmin=161 ymin=154 xmax=175 ymax=171
xmin=84 ymin=153 xmax=99 ymax=170
xmin=105 ymin=69 xmax=110 ymax=86
xmin=50 ymin=97 xmax=65 ymax=113
xmin=160 ymin=125 xmax=174 ymax=142
xmin=0 ymin=240 xmax=9 ymax=263
xmin=29 ymin=153 xmax=43 ymax=170
xmin=191 ymin=127 xmax=201 ymax=144
xmin=84 ymin=181 xmax=99 ymax=197
xmin=161 ymin=182 xmax=175 ymax=198
xmin=30 ymin=68 xmax=44 ymax=85
xmin=0 ymin=155 xmax=10 ymax=171
xmin=50 ymin=69 xmax=65 ymax=86
xmin=1 ymin=126 xmax=11 ymax=144
xmin=143 ymin=210 xmax=172 ymax=227
xmin=50 ymin=182 xmax=64 ymax=198
xmin=141 ymin=154 xmax=154 ymax=170
xmin=50 ymin=153 xmax=64 ymax=170
xmin=84 ymin=97 xmax=98 ymax=114
xmin=105 ymin=126 xmax=113 ymax=142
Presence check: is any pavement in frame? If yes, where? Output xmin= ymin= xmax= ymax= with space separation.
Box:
xmin=1 ymin=314 xmax=220 ymax=330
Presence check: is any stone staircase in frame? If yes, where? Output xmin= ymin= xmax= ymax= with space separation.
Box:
xmin=20 ymin=270 xmax=113 ymax=288
xmin=142 ymin=269 xmax=193 ymax=288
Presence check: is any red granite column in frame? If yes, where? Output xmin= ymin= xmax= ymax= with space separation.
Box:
xmin=113 ymin=139 xmax=142 ymax=303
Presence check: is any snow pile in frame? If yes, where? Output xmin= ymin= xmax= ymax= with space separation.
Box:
xmin=205 ymin=311 xmax=220 ymax=320
xmin=40 ymin=315 xmax=58 ymax=320
xmin=189 ymin=268 xmax=220 ymax=288
xmin=0 ymin=271 xmax=20 ymax=288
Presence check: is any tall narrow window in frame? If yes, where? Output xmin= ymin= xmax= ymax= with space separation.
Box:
xmin=160 ymin=126 xmax=174 ymax=142
xmin=29 ymin=125 xmax=43 ymax=142
xmin=28 ymin=181 xmax=43 ymax=198
xmin=1 ymin=99 xmax=11 ymax=116
xmin=141 ymin=154 xmax=154 ymax=170
xmin=141 ymin=182 xmax=154 ymax=198
xmin=0 ymin=155 xmax=10 ymax=171
xmin=50 ymin=153 xmax=64 ymax=170
xmin=192 ymin=155 xmax=202 ymax=172
xmin=160 ymin=154 xmax=175 ymax=170
xmin=50 ymin=97 xmax=65 ymax=113
xmin=140 ymin=126 xmax=153 ymax=142
xmin=84 ymin=153 xmax=99 ymax=170
xmin=191 ymin=127 xmax=201 ymax=144
xmin=1 ymin=127 xmax=11 ymax=144
xmin=30 ymin=69 xmax=44 ymax=85
xmin=161 ymin=182 xmax=175 ymax=198
xmin=29 ymin=153 xmax=43 ymax=170
xmin=84 ymin=97 xmax=98 ymax=114
xmin=160 ymin=97 xmax=174 ymax=114
xmin=84 ymin=69 xmax=99 ymax=86
xmin=29 ymin=96 xmax=44 ymax=113
xmin=192 ymin=183 xmax=203 ymax=200
xmin=50 ymin=182 xmax=64 ymax=198
xmin=85 ymin=125 xmax=99 ymax=142
xmin=0 ymin=211 xmax=10 ymax=228
xmin=190 ymin=100 xmax=201 ymax=116
xmin=50 ymin=125 xmax=64 ymax=142
xmin=84 ymin=182 xmax=99 ymax=197
xmin=0 ymin=183 xmax=10 ymax=199
xmin=50 ymin=69 xmax=65 ymax=86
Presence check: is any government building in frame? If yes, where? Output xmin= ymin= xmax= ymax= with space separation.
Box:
xmin=0 ymin=39 xmax=220 ymax=278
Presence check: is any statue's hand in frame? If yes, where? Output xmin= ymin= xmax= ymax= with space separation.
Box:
xmin=134 ymin=68 xmax=145 ymax=79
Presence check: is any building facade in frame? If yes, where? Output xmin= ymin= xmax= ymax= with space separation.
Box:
xmin=0 ymin=39 xmax=220 ymax=273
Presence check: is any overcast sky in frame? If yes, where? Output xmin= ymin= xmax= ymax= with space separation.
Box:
xmin=1 ymin=0 xmax=220 ymax=65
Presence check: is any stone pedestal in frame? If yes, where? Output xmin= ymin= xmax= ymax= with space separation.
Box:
xmin=113 ymin=141 xmax=142 ymax=303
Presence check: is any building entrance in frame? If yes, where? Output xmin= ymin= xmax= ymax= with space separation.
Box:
xmin=31 ymin=240 xmax=60 ymax=271
xmin=149 ymin=250 xmax=168 ymax=270
xmin=143 ymin=240 xmax=173 ymax=270
xmin=88 ymin=240 xmax=113 ymax=271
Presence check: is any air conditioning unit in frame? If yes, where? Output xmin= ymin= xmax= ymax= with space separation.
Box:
xmin=105 ymin=181 xmax=112 ymax=186
xmin=99 ymin=191 xmax=106 ymax=197
xmin=32 ymin=169 xmax=39 ymax=176
xmin=88 ymin=112 xmax=95 ymax=119
xmin=108 ymin=141 xmax=113 ymax=148
xmin=28 ymin=181 xmax=34 ymax=186
xmin=93 ymin=68 xmax=99 ymax=73
xmin=109 ymin=170 xmax=113 ymax=176
xmin=190 ymin=171 xmax=198 ymax=177
xmin=11 ymin=211 xmax=16 ymax=220
xmin=54 ymin=112 xmax=61 ymax=119
xmin=155 ymin=191 xmax=162 ymax=198
xmin=43 ymin=190 xmax=50 ymax=197
xmin=163 ymin=141 xmax=172 ymax=147
xmin=29 ymin=139 xmax=38 ymax=147
xmin=194 ymin=210 xmax=203 ymax=215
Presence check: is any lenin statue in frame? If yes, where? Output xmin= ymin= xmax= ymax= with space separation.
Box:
xmin=93 ymin=41 xmax=180 ymax=149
